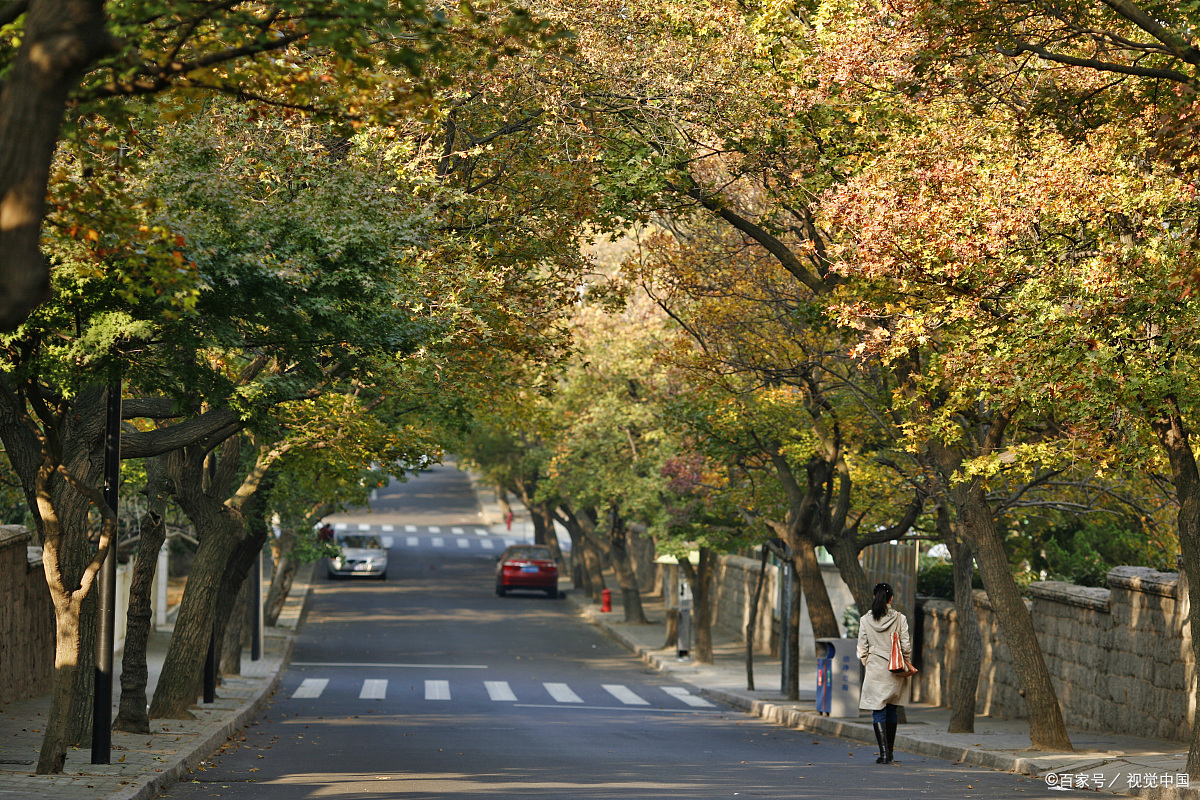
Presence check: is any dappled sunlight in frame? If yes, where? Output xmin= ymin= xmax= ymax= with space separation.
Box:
xmin=237 ymin=761 xmax=831 ymax=799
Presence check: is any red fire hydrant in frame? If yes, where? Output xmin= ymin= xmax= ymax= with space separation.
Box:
xmin=600 ymin=588 xmax=612 ymax=613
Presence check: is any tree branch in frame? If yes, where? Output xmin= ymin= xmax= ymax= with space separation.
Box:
xmin=0 ymin=0 xmax=27 ymax=27
xmin=998 ymin=40 xmax=1191 ymax=83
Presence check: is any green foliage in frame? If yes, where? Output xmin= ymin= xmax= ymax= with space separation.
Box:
xmin=1030 ymin=517 xmax=1175 ymax=588
xmin=842 ymin=603 xmax=860 ymax=637
xmin=917 ymin=561 xmax=970 ymax=599
xmin=293 ymin=531 xmax=342 ymax=565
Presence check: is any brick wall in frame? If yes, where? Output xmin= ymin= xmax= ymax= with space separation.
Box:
xmin=0 ymin=525 xmax=54 ymax=705
xmin=913 ymin=566 xmax=1194 ymax=742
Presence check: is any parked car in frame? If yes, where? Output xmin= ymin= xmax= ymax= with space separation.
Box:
xmin=327 ymin=533 xmax=388 ymax=580
xmin=495 ymin=545 xmax=558 ymax=597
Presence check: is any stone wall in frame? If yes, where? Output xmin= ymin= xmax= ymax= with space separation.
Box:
xmin=711 ymin=555 xmax=779 ymax=653
xmin=913 ymin=566 xmax=1194 ymax=742
xmin=0 ymin=526 xmax=54 ymax=705
xmin=710 ymin=555 xmax=857 ymax=659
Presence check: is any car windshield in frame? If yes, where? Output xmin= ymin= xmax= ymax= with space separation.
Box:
xmin=507 ymin=547 xmax=553 ymax=560
xmin=337 ymin=535 xmax=382 ymax=549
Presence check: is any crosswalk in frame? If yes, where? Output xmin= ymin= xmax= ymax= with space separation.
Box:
xmin=323 ymin=522 xmax=570 ymax=555
xmin=332 ymin=523 xmax=492 ymax=536
xmin=289 ymin=678 xmax=715 ymax=709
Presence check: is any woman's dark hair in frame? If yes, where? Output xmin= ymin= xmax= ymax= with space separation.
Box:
xmin=871 ymin=583 xmax=894 ymax=620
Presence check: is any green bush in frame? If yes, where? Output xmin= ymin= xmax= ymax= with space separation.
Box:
xmin=917 ymin=560 xmax=983 ymax=599
xmin=1036 ymin=518 xmax=1175 ymax=588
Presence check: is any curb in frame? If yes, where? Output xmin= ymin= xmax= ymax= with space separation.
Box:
xmin=106 ymin=575 xmax=313 ymax=800
xmin=107 ymin=632 xmax=297 ymax=800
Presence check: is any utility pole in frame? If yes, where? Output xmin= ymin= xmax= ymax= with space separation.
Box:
xmin=92 ymin=381 xmax=121 ymax=764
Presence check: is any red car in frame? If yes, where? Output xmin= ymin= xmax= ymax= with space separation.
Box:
xmin=496 ymin=545 xmax=559 ymax=598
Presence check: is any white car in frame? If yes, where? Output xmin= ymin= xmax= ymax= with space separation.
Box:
xmin=327 ymin=533 xmax=388 ymax=580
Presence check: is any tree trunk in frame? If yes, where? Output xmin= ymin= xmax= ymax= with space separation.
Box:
xmin=944 ymin=509 xmax=982 ymax=735
xmin=0 ymin=0 xmax=115 ymax=330
xmin=609 ymin=509 xmax=648 ymax=624
xmin=1149 ymin=406 xmax=1200 ymax=776
xmin=793 ymin=537 xmax=840 ymax=647
xmin=948 ymin=474 xmax=1071 ymax=750
xmin=149 ymin=515 xmax=237 ymax=717
xmin=531 ymin=502 xmax=547 ymax=545
xmin=214 ymin=474 xmax=270 ymax=679
xmin=680 ymin=548 xmax=713 ymax=663
xmin=745 ymin=545 xmax=769 ymax=691
xmin=114 ymin=456 xmax=170 ymax=734
xmin=150 ymin=442 xmax=245 ymax=718
xmin=562 ymin=520 xmax=588 ymax=591
xmin=38 ymin=592 xmax=86 ymax=773
xmin=827 ymin=535 xmax=873 ymax=617
xmin=0 ymin=383 xmax=111 ymax=773
xmin=557 ymin=504 xmax=607 ymax=601
xmin=265 ymin=526 xmax=299 ymax=626
xmin=219 ymin=578 xmax=248 ymax=678
xmin=581 ymin=538 xmax=606 ymax=601
xmin=533 ymin=502 xmax=563 ymax=563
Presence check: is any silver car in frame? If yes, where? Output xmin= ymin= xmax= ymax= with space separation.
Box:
xmin=327 ymin=533 xmax=388 ymax=580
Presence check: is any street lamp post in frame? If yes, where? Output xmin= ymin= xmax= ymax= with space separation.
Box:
xmin=91 ymin=381 xmax=121 ymax=764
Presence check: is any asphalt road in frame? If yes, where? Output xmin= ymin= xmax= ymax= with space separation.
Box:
xmin=158 ymin=464 xmax=1060 ymax=799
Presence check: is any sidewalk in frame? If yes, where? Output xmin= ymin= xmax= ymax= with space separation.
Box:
xmin=0 ymin=562 xmax=315 ymax=800
xmin=565 ymin=586 xmax=1197 ymax=800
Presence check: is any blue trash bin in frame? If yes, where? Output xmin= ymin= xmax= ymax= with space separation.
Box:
xmin=815 ymin=637 xmax=861 ymax=718
xmin=815 ymin=642 xmax=834 ymax=714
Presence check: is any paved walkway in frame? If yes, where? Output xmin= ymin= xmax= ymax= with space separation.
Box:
xmin=0 ymin=562 xmax=313 ymax=800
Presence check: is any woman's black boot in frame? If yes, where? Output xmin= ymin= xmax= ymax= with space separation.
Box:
xmin=873 ymin=722 xmax=888 ymax=763
xmin=884 ymin=719 xmax=897 ymax=764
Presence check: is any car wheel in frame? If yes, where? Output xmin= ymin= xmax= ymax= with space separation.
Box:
xmin=545 ymin=586 xmax=558 ymax=598
xmin=378 ymin=571 xmax=387 ymax=581
xmin=496 ymin=584 xmax=507 ymax=597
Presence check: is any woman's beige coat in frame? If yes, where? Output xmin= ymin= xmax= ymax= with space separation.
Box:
xmin=856 ymin=607 xmax=911 ymax=711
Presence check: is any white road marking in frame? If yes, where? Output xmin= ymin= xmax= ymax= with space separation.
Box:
xmin=358 ymin=523 xmax=370 ymax=530
xmin=333 ymin=523 xmax=347 ymax=530
xmin=359 ymin=679 xmax=387 ymax=700
xmin=603 ymin=684 xmax=649 ymax=705
xmin=426 ymin=680 xmax=451 ymax=700
xmin=452 ymin=527 xmax=464 ymax=534
xmin=292 ymin=662 xmax=487 ymax=669
xmin=431 ymin=537 xmax=444 ymax=548
xmin=382 ymin=525 xmax=394 ymax=532
xmin=504 ymin=539 xmax=516 ymax=547
xmin=544 ymin=683 xmax=583 ymax=703
xmin=456 ymin=538 xmax=470 ymax=549
xmin=291 ymin=678 xmax=328 ymax=699
xmin=405 ymin=525 xmax=417 ymax=532
xmin=406 ymin=536 xmax=419 ymax=547
xmin=475 ymin=528 xmax=488 ymax=535
xmin=485 ymin=681 xmax=517 ymax=702
xmin=429 ymin=526 xmax=441 ymax=533
xmin=480 ymin=539 xmax=495 ymax=550
xmin=661 ymin=686 xmax=715 ymax=707
xmin=513 ymin=704 xmax=723 ymax=714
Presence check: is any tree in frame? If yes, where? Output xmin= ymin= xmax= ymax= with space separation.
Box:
xmin=0 ymin=0 xmax=550 ymax=329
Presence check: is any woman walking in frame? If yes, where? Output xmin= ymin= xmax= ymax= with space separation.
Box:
xmin=857 ymin=582 xmax=911 ymax=764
